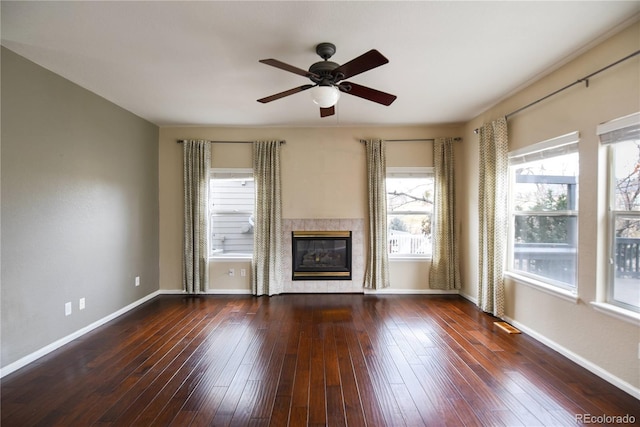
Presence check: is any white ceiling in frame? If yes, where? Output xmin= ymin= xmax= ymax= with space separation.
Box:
xmin=2 ymin=1 xmax=639 ymax=127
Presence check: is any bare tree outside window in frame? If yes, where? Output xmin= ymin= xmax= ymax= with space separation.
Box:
xmin=610 ymin=140 xmax=640 ymax=311
xmin=386 ymin=172 xmax=433 ymax=257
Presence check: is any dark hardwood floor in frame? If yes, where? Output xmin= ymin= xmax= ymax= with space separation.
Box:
xmin=1 ymin=294 xmax=638 ymax=426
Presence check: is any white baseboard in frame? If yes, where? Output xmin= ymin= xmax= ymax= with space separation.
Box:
xmin=0 ymin=290 xmax=161 ymax=379
xmin=163 ymin=289 xmax=459 ymax=296
xmin=205 ymin=289 xmax=253 ymax=295
xmin=459 ymin=292 xmax=478 ymax=304
xmin=364 ymin=288 xmax=460 ymax=295
xmin=503 ymin=315 xmax=640 ymax=400
xmin=159 ymin=289 xmax=253 ymax=295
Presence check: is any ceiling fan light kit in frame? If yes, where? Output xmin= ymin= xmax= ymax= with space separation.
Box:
xmin=310 ymin=85 xmax=340 ymax=108
xmin=258 ymin=42 xmax=397 ymax=117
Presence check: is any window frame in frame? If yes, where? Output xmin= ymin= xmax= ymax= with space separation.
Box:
xmin=208 ymin=167 xmax=255 ymax=260
xmin=386 ymin=167 xmax=434 ymax=260
xmin=606 ymin=200 xmax=640 ymax=313
xmin=600 ymin=112 xmax=640 ymax=314
xmin=506 ymin=132 xmax=580 ymax=293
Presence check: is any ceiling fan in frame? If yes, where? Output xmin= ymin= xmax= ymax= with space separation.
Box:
xmin=257 ymin=42 xmax=397 ymax=118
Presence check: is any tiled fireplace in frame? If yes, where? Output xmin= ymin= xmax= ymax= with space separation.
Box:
xmin=282 ymin=219 xmax=364 ymax=293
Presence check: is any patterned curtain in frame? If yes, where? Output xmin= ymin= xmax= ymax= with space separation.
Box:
xmin=429 ymin=137 xmax=461 ymax=290
xmin=364 ymin=139 xmax=390 ymax=289
xmin=252 ymin=141 xmax=283 ymax=296
xmin=478 ymin=118 xmax=508 ymax=317
xmin=183 ymin=140 xmax=211 ymax=294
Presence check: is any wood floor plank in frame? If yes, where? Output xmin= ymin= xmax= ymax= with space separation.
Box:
xmin=249 ymin=316 xmax=293 ymax=421
xmin=2 ymin=294 xmax=638 ymax=427
xmin=307 ymin=336 xmax=327 ymax=426
xmin=334 ymin=325 xmax=367 ymax=427
xmin=268 ymin=353 xmax=297 ymax=426
xmin=290 ymin=334 xmax=311 ymax=410
xmin=229 ymin=379 xmax=261 ymax=427
xmin=210 ymin=362 xmax=254 ymax=426
xmin=323 ymin=326 xmax=346 ymax=426
xmin=341 ymin=321 xmax=390 ymax=426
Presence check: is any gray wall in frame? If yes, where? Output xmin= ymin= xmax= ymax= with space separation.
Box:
xmin=1 ymin=47 xmax=160 ymax=368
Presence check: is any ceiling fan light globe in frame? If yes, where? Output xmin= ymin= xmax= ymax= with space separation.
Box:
xmin=310 ymin=85 xmax=340 ymax=108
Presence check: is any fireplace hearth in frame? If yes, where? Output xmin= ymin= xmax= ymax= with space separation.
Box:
xmin=292 ymin=231 xmax=352 ymax=280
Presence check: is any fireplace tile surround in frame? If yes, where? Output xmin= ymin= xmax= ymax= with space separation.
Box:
xmin=282 ymin=219 xmax=364 ymax=293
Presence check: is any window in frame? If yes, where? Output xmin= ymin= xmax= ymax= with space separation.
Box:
xmin=599 ymin=112 xmax=640 ymax=313
xmin=209 ymin=168 xmax=254 ymax=257
xmin=386 ymin=167 xmax=433 ymax=258
xmin=507 ymin=132 xmax=579 ymax=290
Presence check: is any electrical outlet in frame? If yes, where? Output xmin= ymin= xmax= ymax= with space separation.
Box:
xmin=229 ymin=269 xmax=235 ymax=277
xmin=65 ymin=302 xmax=72 ymax=316
xmin=240 ymin=268 xmax=246 ymax=277
xmin=79 ymin=298 xmax=85 ymax=310
xmin=135 ymin=276 xmax=140 ymax=287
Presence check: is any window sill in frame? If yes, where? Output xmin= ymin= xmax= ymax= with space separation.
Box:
xmin=590 ymin=302 xmax=640 ymax=326
xmin=210 ymin=254 xmax=252 ymax=262
xmin=504 ymin=271 xmax=578 ymax=303
xmin=389 ymin=255 xmax=431 ymax=262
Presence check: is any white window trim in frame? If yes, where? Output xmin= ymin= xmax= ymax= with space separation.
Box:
xmin=210 ymin=167 xmax=253 ymax=181
xmin=590 ymin=302 xmax=640 ymax=326
xmin=596 ymin=112 xmax=640 ymax=136
xmin=505 ymin=271 xmax=579 ymax=303
xmin=389 ymin=254 xmax=432 ymax=262
xmin=598 ymin=114 xmax=640 ymax=314
xmin=387 ymin=167 xmax=434 ymax=261
xmin=509 ymin=131 xmax=579 ymax=164
xmin=506 ymin=131 xmax=580 ymax=292
xmin=387 ymin=166 xmax=434 ymax=177
xmin=210 ymin=254 xmax=253 ymax=261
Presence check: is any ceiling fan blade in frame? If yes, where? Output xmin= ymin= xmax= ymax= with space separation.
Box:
xmin=257 ymin=84 xmax=314 ymax=103
xmin=320 ymin=106 xmax=335 ymax=117
xmin=259 ymin=59 xmax=320 ymax=79
xmin=339 ymin=82 xmax=397 ymax=106
xmin=331 ymin=50 xmax=389 ymax=82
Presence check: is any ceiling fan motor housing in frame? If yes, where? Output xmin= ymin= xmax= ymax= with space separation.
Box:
xmin=309 ymin=61 xmax=340 ymax=84
xmin=309 ymin=42 xmax=345 ymax=85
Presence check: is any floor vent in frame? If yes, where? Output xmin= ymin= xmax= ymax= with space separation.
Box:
xmin=494 ymin=321 xmax=521 ymax=334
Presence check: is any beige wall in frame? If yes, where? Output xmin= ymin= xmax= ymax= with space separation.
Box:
xmin=159 ymin=125 xmax=462 ymax=292
xmin=458 ymin=22 xmax=640 ymax=392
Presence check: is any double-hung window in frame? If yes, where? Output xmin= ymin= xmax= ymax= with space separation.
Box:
xmin=386 ymin=167 xmax=434 ymax=258
xmin=507 ymin=132 xmax=579 ymax=290
xmin=598 ymin=112 xmax=640 ymax=313
xmin=209 ymin=168 xmax=254 ymax=258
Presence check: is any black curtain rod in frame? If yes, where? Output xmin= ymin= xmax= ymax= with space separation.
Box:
xmin=177 ymin=140 xmax=285 ymax=144
xmin=360 ymin=137 xmax=462 ymax=143
xmin=385 ymin=137 xmax=462 ymax=142
xmin=474 ymin=49 xmax=640 ymax=134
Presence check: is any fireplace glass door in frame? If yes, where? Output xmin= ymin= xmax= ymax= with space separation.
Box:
xmin=292 ymin=231 xmax=352 ymax=280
